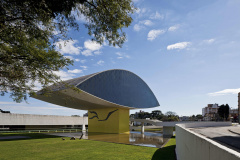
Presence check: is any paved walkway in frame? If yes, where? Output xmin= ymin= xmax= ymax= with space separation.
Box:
xmin=228 ymin=125 xmax=240 ymax=135
xmin=190 ymin=126 xmax=240 ymax=153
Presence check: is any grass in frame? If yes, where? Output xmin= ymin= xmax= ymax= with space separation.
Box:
xmin=151 ymin=136 xmax=176 ymax=160
xmin=0 ymin=133 xmax=176 ymax=160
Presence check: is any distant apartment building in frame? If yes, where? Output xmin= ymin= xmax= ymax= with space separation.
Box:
xmin=230 ymin=108 xmax=238 ymax=115
xmin=239 ymin=93 xmax=240 ymax=123
xmin=202 ymin=103 xmax=219 ymax=121
xmin=202 ymin=103 xmax=239 ymax=121
xmin=229 ymin=108 xmax=238 ymax=122
xmin=179 ymin=116 xmax=190 ymax=121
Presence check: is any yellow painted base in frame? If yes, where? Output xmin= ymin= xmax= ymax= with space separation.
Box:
xmin=88 ymin=108 xmax=129 ymax=133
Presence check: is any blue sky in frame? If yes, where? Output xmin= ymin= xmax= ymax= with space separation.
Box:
xmin=1 ymin=0 xmax=240 ymax=117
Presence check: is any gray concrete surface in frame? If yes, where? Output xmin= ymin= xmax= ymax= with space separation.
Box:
xmin=190 ymin=126 xmax=240 ymax=153
xmin=0 ymin=113 xmax=88 ymax=126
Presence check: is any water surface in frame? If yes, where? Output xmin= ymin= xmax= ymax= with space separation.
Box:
xmin=47 ymin=131 xmax=169 ymax=148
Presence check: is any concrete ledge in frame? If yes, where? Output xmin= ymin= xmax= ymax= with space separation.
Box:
xmin=176 ymin=122 xmax=240 ymax=160
xmin=163 ymin=126 xmax=173 ymax=136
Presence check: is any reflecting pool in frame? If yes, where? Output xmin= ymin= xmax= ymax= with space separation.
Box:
xmin=47 ymin=131 xmax=170 ymax=148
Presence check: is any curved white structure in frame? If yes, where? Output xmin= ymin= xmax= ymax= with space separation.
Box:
xmin=34 ymin=69 xmax=160 ymax=110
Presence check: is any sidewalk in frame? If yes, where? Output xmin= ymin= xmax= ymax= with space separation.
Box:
xmin=228 ymin=125 xmax=240 ymax=136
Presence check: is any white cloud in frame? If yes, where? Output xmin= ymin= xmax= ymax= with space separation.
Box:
xmin=134 ymin=20 xmax=153 ymax=32
xmin=84 ymin=40 xmax=102 ymax=51
xmin=53 ymin=30 xmax=60 ymax=35
xmin=203 ymin=38 xmax=215 ymax=44
xmin=167 ymin=42 xmax=191 ymax=50
xmin=97 ymin=60 xmax=104 ymax=66
xmin=31 ymin=81 xmax=42 ymax=91
xmin=94 ymin=50 xmax=102 ymax=55
xmin=76 ymin=13 xmax=87 ymax=23
xmin=147 ymin=29 xmax=165 ymax=41
xmin=80 ymin=59 xmax=86 ymax=63
xmin=142 ymin=20 xmax=153 ymax=26
xmin=116 ymin=52 xmax=122 ymax=56
xmin=82 ymin=49 xmax=93 ymax=56
xmin=80 ymin=66 xmax=88 ymax=70
xmin=150 ymin=11 xmax=164 ymax=19
xmin=168 ymin=24 xmax=180 ymax=31
xmin=208 ymin=88 xmax=240 ymax=96
xmin=136 ymin=8 xmax=147 ymax=16
xmin=132 ymin=0 xmax=141 ymax=3
xmin=55 ymin=40 xmax=82 ymax=55
xmin=68 ymin=69 xmax=83 ymax=74
xmin=53 ymin=70 xmax=75 ymax=81
xmin=0 ymin=105 xmax=71 ymax=114
xmin=81 ymin=40 xmax=102 ymax=56
xmin=64 ymin=56 xmax=74 ymax=60
xmin=71 ymin=8 xmax=88 ymax=24
xmin=116 ymin=52 xmax=130 ymax=59
xmin=133 ymin=24 xmax=142 ymax=32
xmin=64 ymin=56 xmax=82 ymax=63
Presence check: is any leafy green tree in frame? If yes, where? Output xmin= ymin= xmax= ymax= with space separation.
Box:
xmin=0 ymin=0 xmax=135 ymax=102
xmin=218 ymin=104 xmax=230 ymax=121
xmin=165 ymin=111 xmax=177 ymax=117
xmin=151 ymin=110 xmax=163 ymax=119
xmin=160 ymin=111 xmax=179 ymax=122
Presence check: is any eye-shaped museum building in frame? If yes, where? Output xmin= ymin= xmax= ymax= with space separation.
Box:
xmin=34 ymin=69 xmax=160 ymax=133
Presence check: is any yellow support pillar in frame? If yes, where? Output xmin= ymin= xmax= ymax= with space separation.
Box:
xmin=88 ymin=108 xmax=129 ymax=133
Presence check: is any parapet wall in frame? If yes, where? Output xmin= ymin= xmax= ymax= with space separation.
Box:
xmin=176 ymin=122 xmax=240 ymax=160
xmin=0 ymin=113 xmax=88 ymax=126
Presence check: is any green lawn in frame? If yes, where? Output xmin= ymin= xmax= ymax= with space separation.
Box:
xmin=0 ymin=133 xmax=176 ymax=160
xmin=151 ymin=136 xmax=176 ymax=160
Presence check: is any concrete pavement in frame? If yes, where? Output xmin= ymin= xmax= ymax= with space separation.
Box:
xmin=190 ymin=125 xmax=240 ymax=153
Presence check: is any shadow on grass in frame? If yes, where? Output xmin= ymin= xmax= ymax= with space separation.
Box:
xmin=0 ymin=133 xmax=59 ymax=142
xmin=151 ymin=145 xmax=176 ymax=160
xmin=151 ymin=136 xmax=176 ymax=160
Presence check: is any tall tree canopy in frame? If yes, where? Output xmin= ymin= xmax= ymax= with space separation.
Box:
xmin=0 ymin=0 xmax=134 ymax=102
xmin=218 ymin=104 xmax=230 ymax=121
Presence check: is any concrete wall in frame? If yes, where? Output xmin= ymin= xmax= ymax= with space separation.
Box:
xmin=130 ymin=118 xmax=213 ymax=127
xmin=0 ymin=113 xmax=88 ymax=126
xmin=176 ymin=122 xmax=240 ymax=160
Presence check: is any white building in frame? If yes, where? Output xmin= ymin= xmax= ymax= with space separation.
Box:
xmin=0 ymin=112 xmax=88 ymax=131
xmin=202 ymin=103 xmax=219 ymax=121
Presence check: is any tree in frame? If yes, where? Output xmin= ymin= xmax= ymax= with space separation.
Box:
xmin=160 ymin=111 xmax=179 ymax=122
xmin=151 ymin=110 xmax=163 ymax=120
xmin=196 ymin=114 xmax=203 ymax=121
xmin=160 ymin=115 xmax=179 ymax=122
xmin=151 ymin=110 xmax=163 ymax=118
xmin=189 ymin=115 xmax=197 ymax=121
xmin=0 ymin=0 xmax=135 ymax=102
xmin=165 ymin=111 xmax=177 ymax=117
xmin=218 ymin=104 xmax=230 ymax=121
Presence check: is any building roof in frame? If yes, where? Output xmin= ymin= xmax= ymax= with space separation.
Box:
xmin=34 ymin=69 xmax=160 ymax=110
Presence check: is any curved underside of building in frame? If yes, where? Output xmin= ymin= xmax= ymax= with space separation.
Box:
xmin=34 ymin=69 xmax=160 ymax=110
